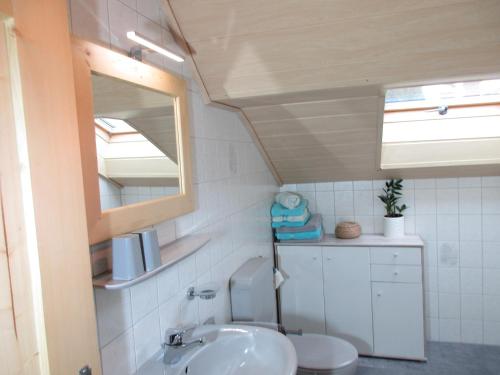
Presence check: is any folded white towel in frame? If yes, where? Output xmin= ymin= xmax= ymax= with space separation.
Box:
xmin=272 ymin=208 xmax=310 ymax=223
xmin=275 ymin=191 xmax=302 ymax=209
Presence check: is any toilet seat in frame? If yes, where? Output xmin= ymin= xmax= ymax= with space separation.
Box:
xmin=288 ymin=334 xmax=358 ymax=371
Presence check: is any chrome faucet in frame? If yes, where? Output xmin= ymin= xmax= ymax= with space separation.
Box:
xmin=162 ymin=326 xmax=205 ymax=365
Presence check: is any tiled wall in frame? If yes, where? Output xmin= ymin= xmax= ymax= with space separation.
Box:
xmin=99 ymin=176 xmax=122 ymax=210
xmin=281 ymin=176 xmax=500 ymax=346
xmin=68 ymin=1 xmax=278 ymax=374
xmin=98 ymin=177 xmax=180 ymax=210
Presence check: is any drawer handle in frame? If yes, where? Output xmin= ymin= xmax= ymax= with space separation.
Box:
xmin=312 ymin=256 xmax=317 ymax=260
xmin=393 ymin=271 xmax=399 ymax=276
xmin=377 ymin=292 xmax=382 ymax=297
xmin=393 ymin=252 xmax=399 ymax=257
xmin=326 ymin=257 xmax=332 ymax=261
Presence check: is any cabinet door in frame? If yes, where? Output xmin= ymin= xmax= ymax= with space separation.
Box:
xmin=372 ymin=282 xmax=425 ymax=359
xmin=277 ymin=246 xmax=325 ymax=334
xmin=323 ymin=247 xmax=374 ymax=354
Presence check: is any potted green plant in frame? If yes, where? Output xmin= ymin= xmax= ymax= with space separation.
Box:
xmin=378 ymin=179 xmax=407 ymax=237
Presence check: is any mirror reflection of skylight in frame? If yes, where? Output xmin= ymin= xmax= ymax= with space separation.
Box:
xmin=95 ymin=117 xmax=138 ymax=134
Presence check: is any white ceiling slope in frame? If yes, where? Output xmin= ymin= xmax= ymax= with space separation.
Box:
xmin=167 ymin=0 xmax=500 ymax=184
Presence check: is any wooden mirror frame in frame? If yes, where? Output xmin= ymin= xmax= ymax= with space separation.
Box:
xmin=71 ymin=38 xmax=194 ymax=245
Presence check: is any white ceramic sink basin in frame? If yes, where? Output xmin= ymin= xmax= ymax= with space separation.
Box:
xmin=136 ymin=324 xmax=297 ymax=375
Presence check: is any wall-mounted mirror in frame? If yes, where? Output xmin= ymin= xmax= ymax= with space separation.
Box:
xmin=72 ymin=38 xmax=194 ymax=245
xmin=92 ymin=73 xmax=180 ymax=210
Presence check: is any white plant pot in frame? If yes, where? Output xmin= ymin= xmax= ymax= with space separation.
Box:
xmin=383 ymin=216 xmax=405 ymax=238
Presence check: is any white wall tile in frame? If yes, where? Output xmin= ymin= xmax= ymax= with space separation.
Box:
xmin=334 ymin=181 xmax=353 ymax=191
xmin=439 ymin=293 xmax=460 ymax=319
xmin=296 ymin=183 xmax=314 ymax=192
xmin=355 ymin=216 xmax=375 ymax=234
xmin=436 ymin=178 xmax=458 ymax=189
xmin=315 ymin=191 xmax=335 ymax=216
xmin=334 ymin=191 xmax=354 ymax=216
xmin=157 ymin=266 xmax=179 ymax=305
xmin=425 ymin=292 xmax=439 ymax=317
xmin=461 ymin=320 xmax=483 ymax=344
xmin=461 ymin=294 xmax=483 ymax=320
xmin=437 ymin=216 xmax=459 ymax=241
xmin=416 ymin=215 xmax=437 ymax=241
xmin=482 ymin=188 xmax=500 ymax=214
xmin=460 ymin=241 xmax=482 ymax=268
xmin=415 ymin=189 xmax=436 ymax=214
xmin=459 ymin=177 xmax=482 ymax=188
xmin=483 ymin=215 xmax=500 ymax=242
xmin=130 ymin=277 xmax=158 ymax=323
xmin=414 ymin=178 xmax=436 ymax=189
xmin=460 ymin=268 xmax=482 ymax=294
xmin=459 ymin=188 xmax=481 ymax=214
xmin=484 ymin=269 xmax=500 ymax=295
xmin=95 ymin=289 xmax=133 ymax=347
xmin=315 ymin=182 xmax=333 ymax=191
xmin=436 ymin=189 xmax=459 ymax=214
xmin=483 ymin=242 xmax=500 ymax=269
xmin=482 ymin=176 xmax=500 ymax=187
xmin=439 ymin=268 xmax=460 ymax=294
xmin=484 ymin=321 xmax=500 ymax=345
xmin=438 ymin=241 xmax=459 ymax=267
xmin=354 ymin=190 xmax=374 ymax=216
xmin=459 ymin=215 xmax=482 ymax=241
xmin=353 ymin=180 xmax=372 ymax=190
xmin=101 ymin=329 xmax=136 ymax=375
xmin=426 ymin=318 xmax=440 ymax=341
xmin=484 ymin=295 xmax=500 ymax=322
xmin=133 ymin=309 xmax=161 ymax=368
xmin=439 ymin=319 xmax=461 ymax=342
xmin=70 ymin=0 xmax=110 ymax=45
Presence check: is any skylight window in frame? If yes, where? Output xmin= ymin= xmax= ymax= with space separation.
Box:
xmin=381 ymin=79 xmax=500 ymax=169
xmin=95 ymin=117 xmax=138 ymax=134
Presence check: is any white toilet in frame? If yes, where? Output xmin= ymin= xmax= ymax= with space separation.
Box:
xmin=230 ymin=257 xmax=358 ymax=375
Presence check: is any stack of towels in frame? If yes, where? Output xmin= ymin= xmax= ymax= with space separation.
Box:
xmin=272 ymin=192 xmax=323 ymax=241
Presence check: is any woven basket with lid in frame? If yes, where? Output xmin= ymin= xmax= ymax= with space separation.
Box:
xmin=335 ymin=221 xmax=361 ymax=239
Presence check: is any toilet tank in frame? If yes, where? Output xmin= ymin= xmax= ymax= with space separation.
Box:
xmin=230 ymin=257 xmax=276 ymax=322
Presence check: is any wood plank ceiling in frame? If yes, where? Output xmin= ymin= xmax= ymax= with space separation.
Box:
xmin=168 ymin=0 xmax=500 ymax=183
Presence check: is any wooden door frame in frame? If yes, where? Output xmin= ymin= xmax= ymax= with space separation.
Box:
xmin=1 ymin=1 xmax=102 ymax=373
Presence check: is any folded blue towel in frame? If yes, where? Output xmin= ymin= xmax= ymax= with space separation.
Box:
xmin=276 ymin=226 xmax=323 ymax=241
xmin=271 ymin=199 xmax=308 ymax=217
xmin=272 ymin=210 xmax=311 ymax=228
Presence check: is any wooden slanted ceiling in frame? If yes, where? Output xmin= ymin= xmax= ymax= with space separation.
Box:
xmin=167 ymin=0 xmax=500 ymax=183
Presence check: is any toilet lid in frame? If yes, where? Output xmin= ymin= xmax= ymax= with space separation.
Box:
xmin=288 ymin=334 xmax=358 ymax=370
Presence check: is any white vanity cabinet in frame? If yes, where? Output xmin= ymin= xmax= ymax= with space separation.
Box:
xmin=278 ymin=246 xmax=326 ymax=334
xmin=322 ymin=247 xmax=374 ymax=354
xmin=276 ymin=234 xmax=425 ymax=361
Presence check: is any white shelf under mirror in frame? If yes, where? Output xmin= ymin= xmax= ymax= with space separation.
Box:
xmin=92 ymin=233 xmax=210 ymax=290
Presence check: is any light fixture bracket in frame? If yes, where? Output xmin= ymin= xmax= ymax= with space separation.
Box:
xmin=129 ymin=45 xmax=143 ymax=61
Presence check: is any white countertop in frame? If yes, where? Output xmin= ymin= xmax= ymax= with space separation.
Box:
xmin=275 ymin=234 xmax=424 ymax=248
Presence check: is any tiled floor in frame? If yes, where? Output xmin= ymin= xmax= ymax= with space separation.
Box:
xmin=357 ymin=342 xmax=500 ymax=375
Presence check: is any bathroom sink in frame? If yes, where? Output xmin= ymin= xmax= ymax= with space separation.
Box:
xmin=136 ymin=324 xmax=297 ymax=375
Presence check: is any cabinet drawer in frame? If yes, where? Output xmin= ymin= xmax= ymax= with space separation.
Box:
xmin=371 ymin=265 xmax=421 ymax=283
xmin=370 ymin=247 xmax=421 ymax=265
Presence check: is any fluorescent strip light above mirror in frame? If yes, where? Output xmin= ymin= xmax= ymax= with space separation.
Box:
xmin=126 ymin=31 xmax=184 ymax=62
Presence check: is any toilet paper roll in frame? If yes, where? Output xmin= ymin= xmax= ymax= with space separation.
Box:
xmin=274 ymin=268 xmax=285 ymax=290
